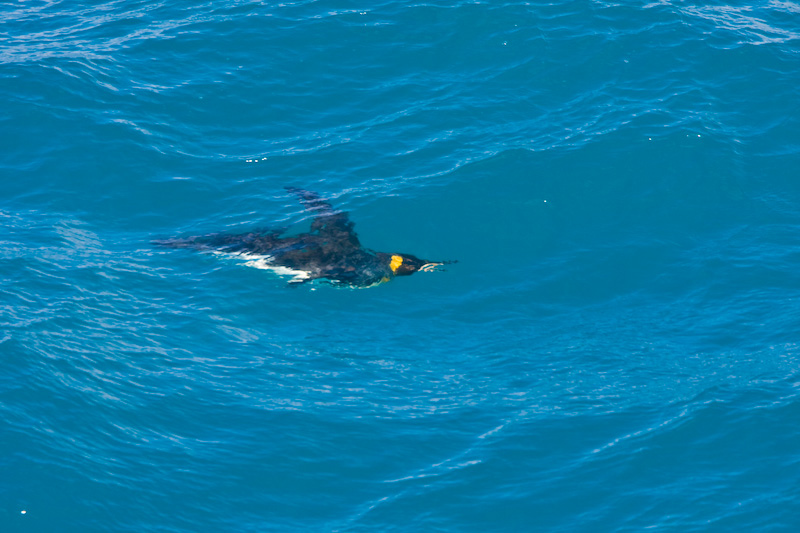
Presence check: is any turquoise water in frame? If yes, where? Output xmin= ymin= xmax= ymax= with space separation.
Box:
xmin=3 ymin=0 xmax=800 ymax=530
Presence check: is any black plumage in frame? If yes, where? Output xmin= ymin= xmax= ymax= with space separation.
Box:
xmin=155 ymin=188 xmax=453 ymax=287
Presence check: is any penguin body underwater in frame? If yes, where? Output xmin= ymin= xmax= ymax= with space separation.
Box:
xmin=155 ymin=187 xmax=454 ymax=287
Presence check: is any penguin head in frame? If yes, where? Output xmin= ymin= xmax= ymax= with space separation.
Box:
xmin=388 ymin=253 xmax=454 ymax=276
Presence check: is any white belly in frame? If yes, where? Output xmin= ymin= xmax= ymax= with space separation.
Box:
xmin=213 ymin=251 xmax=311 ymax=283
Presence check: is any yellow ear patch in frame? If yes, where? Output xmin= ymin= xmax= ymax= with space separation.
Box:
xmin=390 ymin=255 xmax=403 ymax=273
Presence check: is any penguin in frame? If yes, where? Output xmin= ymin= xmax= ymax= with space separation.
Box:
xmin=154 ymin=187 xmax=454 ymax=287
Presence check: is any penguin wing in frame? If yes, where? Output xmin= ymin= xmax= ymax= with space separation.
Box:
xmin=153 ymin=230 xmax=286 ymax=255
xmin=286 ymin=187 xmax=361 ymax=250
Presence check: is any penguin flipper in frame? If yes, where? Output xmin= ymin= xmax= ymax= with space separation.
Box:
xmin=285 ymin=187 xmax=361 ymax=250
xmin=286 ymin=186 xmax=333 ymax=212
xmin=153 ymin=230 xmax=283 ymax=255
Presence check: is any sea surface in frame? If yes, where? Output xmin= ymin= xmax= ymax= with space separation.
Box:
xmin=2 ymin=0 xmax=800 ymax=531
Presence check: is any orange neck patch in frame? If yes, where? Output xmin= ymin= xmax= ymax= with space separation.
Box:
xmin=390 ymin=255 xmax=403 ymax=273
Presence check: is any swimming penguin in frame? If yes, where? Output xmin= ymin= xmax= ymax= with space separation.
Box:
xmin=154 ymin=187 xmax=454 ymax=287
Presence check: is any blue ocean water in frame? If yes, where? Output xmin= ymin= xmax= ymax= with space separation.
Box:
xmin=2 ymin=0 xmax=800 ymax=530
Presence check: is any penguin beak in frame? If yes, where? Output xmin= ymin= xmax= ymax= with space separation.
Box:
xmin=419 ymin=260 xmax=456 ymax=273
